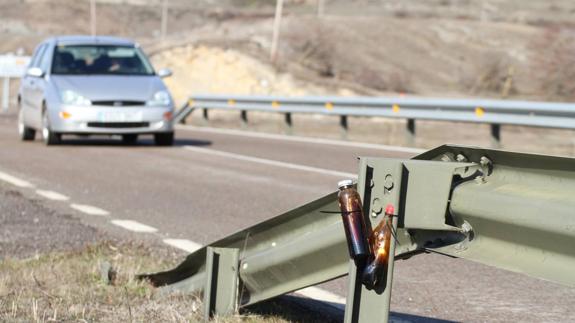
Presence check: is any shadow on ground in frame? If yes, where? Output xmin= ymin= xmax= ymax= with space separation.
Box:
xmin=50 ymin=136 xmax=212 ymax=147
xmin=244 ymin=295 xmax=455 ymax=323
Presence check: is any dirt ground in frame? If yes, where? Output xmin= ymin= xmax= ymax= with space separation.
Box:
xmin=0 ymin=185 xmax=103 ymax=259
xmin=151 ymin=45 xmax=348 ymax=101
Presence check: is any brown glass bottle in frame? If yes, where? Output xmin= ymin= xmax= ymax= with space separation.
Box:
xmin=337 ymin=179 xmax=370 ymax=268
xmin=361 ymin=204 xmax=394 ymax=290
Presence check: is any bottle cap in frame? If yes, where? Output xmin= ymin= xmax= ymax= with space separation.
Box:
xmin=338 ymin=179 xmax=355 ymax=188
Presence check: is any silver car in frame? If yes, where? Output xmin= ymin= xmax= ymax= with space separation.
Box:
xmin=18 ymin=36 xmax=175 ymax=146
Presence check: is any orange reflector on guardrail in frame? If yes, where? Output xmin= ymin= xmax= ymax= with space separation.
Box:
xmin=188 ymin=99 xmax=194 ymax=106
xmin=272 ymin=101 xmax=280 ymax=109
xmin=325 ymin=102 xmax=334 ymax=110
xmin=392 ymin=104 xmax=400 ymax=113
xmin=228 ymin=99 xmax=236 ymax=106
xmin=475 ymin=107 xmax=485 ymax=117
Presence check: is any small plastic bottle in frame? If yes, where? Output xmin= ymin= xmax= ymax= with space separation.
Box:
xmin=337 ymin=179 xmax=370 ymax=268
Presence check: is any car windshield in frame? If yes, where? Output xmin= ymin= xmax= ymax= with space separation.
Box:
xmin=51 ymin=44 xmax=155 ymax=76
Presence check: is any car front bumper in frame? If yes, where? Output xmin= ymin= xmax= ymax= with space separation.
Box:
xmin=48 ymin=105 xmax=174 ymax=134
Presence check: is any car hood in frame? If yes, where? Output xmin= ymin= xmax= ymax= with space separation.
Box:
xmin=50 ymin=75 xmax=166 ymax=102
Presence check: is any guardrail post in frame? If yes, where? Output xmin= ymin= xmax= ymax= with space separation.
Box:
xmin=240 ymin=110 xmax=248 ymax=129
xmin=490 ymin=124 xmax=501 ymax=148
xmin=2 ymin=77 xmax=9 ymax=111
xmin=203 ymin=247 xmax=240 ymax=320
xmin=405 ymin=119 xmax=416 ymax=146
xmin=405 ymin=119 xmax=415 ymax=146
xmin=202 ymin=108 xmax=209 ymax=126
xmin=284 ymin=112 xmax=293 ymax=135
xmin=344 ymin=158 xmax=403 ymax=323
xmin=340 ymin=115 xmax=348 ymax=140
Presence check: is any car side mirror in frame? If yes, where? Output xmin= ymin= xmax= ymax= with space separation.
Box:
xmin=27 ymin=67 xmax=44 ymax=78
xmin=157 ymin=68 xmax=172 ymax=78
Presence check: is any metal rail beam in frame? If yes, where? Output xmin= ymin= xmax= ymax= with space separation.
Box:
xmin=172 ymin=95 xmax=575 ymax=147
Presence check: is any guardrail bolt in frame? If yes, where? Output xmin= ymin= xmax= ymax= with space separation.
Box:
xmin=440 ymin=153 xmax=455 ymax=162
xmin=480 ymin=156 xmax=493 ymax=175
xmin=384 ymin=174 xmax=394 ymax=194
xmin=372 ymin=198 xmax=383 ymax=217
xmin=461 ymin=221 xmax=473 ymax=234
xmin=456 ymin=154 xmax=468 ymax=162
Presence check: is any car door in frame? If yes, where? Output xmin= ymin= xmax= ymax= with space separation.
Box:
xmin=21 ymin=44 xmax=46 ymax=128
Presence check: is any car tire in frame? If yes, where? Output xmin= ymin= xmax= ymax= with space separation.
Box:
xmin=154 ymin=132 xmax=174 ymax=146
xmin=122 ymin=134 xmax=138 ymax=145
xmin=18 ymin=108 xmax=35 ymax=141
xmin=42 ymin=110 xmax=61 ymax=146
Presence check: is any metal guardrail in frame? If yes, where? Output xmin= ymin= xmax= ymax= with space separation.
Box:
xmin=174 ymin=94 xmax=575 ymax=147
xmin=142 ymin=144 xmax=575 ymax=322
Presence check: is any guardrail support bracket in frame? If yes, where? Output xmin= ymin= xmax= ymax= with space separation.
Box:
xmin=174 ymin=101 xmax=195 ymax=124
xmin=203 ymin=247 xmax=240 ymax=320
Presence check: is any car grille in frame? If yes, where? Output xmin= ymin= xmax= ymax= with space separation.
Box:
xmin=92 ymin=101 xmax=145 ymax=106
xmin=87 ymin=122 xmax=149 ymax=128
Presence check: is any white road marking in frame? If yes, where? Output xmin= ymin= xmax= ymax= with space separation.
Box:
xmin=70 ymin=204 xmax=110 ymax=216
xmin=183 ymin=146 xmax=357 ymax=179
xmin=35 ymin=189 xmax=69 ymax=201
xmin=295 ymin=286 xmax=346 ymax=310
xmin=0 ymin=171 xmax=34 ymax=188
xmin=163 ymin=239 xmax=202 ymax=253
xmin=111 ymin=220 xmax=158 ymax=233
xmin=177 ymin=125 xmax=425 ymax=154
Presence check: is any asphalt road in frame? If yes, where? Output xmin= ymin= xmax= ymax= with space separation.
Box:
xmin=0 ymin=112 xmax=574 ymax=322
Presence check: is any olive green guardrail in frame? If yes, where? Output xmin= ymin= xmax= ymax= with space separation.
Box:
xmin=141 ymin=144 xmax=575 ymax=322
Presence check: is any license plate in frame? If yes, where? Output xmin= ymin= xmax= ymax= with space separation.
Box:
xmin=98 ymin=111 xmax=143 ymax=122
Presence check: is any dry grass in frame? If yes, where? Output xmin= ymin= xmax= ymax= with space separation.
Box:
xmin=0 ymin=242 xmax=294 ymax=322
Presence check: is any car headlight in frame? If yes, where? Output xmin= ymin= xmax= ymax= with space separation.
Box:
xmin=61 ymin=90 xmax=91 ymax=106
xmin=146 ymin=91 xmax=171 ymax=106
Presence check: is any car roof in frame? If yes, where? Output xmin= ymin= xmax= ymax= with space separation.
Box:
xmin=45 ymin=35 xmax=137 ymax=47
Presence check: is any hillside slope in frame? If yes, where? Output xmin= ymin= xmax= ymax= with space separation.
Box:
xmin=1 ymin=0 xmax=574 ymax=101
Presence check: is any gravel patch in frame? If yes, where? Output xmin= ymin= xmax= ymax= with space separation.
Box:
xmin=0 ymin=184 xmax=104 ymax=259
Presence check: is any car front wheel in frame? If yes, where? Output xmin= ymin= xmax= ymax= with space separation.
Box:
xmin=154 ymin=132 xmax=174 ymax=146
xmin=42 ymin=111 xmax=61 ymax=146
